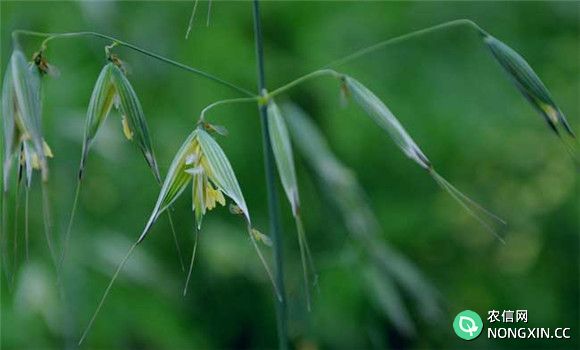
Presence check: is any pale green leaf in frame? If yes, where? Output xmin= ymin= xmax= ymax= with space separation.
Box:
xmin=268 ymin=100 xmax=315 ymax=309
xmin=11 ymin=50 xmax=47 ymax=179
xmin=138 ymin=130 xmax=197 ymax=242
xmin=345 ymin=76 xmax=431 ymax=170
xmin=484 ymin=35 xmax=574 ymax=137
xmin=2 ymin=64 xmax=17 ymax=188
xmin=197 ymin=129 xmax=250 ymax=223
xmin=79 ymin=63 xmax=116 ymax=177
xmin=109 ymin=64 xmax=161 ymax=182
xmin=267 ymin=100 xmax=299 ymax=215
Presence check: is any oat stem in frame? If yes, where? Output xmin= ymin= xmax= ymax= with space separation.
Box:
xmin=11 ymin=30 xmax=254 ymax=97
xmin=325 ymin=19 xmax=486 ymax=68
xmin=252 ymin=1 xmax=288 ymax=348
xmin=185 ymin=0 xmax=200 ymax=39
xmin=199 ymin=97 xmax=259 ymax=122
xmin=183 ymin=227 xmax=199 ymax=296
xmin=166 ymin=211 xmax=185 ymax=272
xmin=267 ymin=19 xmax=486 ymax=99
xmin=59 ymin=180 xmax=81 ymax=272
xmin=267 ymin=69 xmax=340 ymax=99
xmin=78 ymin=242 xmax=138 ymax=345
xmin=41 ymin=182 xmax=57 ymax=268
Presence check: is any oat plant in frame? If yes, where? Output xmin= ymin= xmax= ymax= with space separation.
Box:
xmin=1 ymin=4 xmax=575 ymax=348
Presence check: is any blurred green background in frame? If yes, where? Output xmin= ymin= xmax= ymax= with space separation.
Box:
xmin=1 ymin=1 xmax=578 ymax=349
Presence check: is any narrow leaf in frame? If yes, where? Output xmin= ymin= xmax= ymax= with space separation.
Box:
xmin=138 ymin=130 xmax=198 ymax=242
xmin=11 ymin=50 xmax=47 ymax=180
xmin=197 ymin=129 xmax=249 ymax=223
xmin=345 ymin=77 xmax=505 ymax=238
xmin=344 ymin=76 xmax=431 ymax=170
xmin=2 ymin=64 xmax=17 ymax=189
xmin=267 ymin=99 xmax=315 ymax=309
xmin=79 ymin=63 xmax=117 ymax=177
xmin=484 ymin=34 xmax=575 ymax=138
xmin=110 ymin=65 xmax=161 ymax=182
xmin=267 ymin=100 xmax=299 ymax=215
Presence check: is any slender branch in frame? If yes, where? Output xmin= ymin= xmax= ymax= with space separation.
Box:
xmin=325 ymin=19 xmax=486 ymax=68
xmin=198 ymin=97 xmax=259 ymax=122
xmin=252 ymin=1 xmax=288 ymax=349
xmin=267 ymin=69 xmax=340 ymax=99
xmin=11 ymin=30 xmax=255 ymax=97
xmin=266 ymin=19 xmax=486 ymax=100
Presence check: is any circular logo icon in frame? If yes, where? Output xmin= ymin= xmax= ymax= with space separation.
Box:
xmin=453 ymin=310 xmax=483 ymax=340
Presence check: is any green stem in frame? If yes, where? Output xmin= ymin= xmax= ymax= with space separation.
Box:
xmin=252 ymin=1 xmax=288 ymax=349
xmin=199 ymin=97 xmax=259 ymax=122
xmin=325 ymin=19 xmax=486 ymax=68
xmin=11 ymin=30 xmax=255 ymax=97
xmin=267 ymin=19 xmax=486 ymax=99
xmin=267 ymin=69 xmax=340 ymax=99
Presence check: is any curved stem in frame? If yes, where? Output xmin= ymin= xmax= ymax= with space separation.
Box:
xmin=325 ymin=19 xmax=486 ymax=68
xmin=267 ymin=69 xmax=340 ymax=99
xmin=199 ymin=97 xmax=259 ymax=122
xmin=267 ymin=19 xmax=486 ymax=100
xmin=11 ymin=30 xmax=255 ymax=97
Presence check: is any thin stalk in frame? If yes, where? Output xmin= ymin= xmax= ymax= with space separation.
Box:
xmin=41 ymin=182 xmax=57 ymax=268
xmin=325 ymin=19 xmax=486 ymax=68
xmin=183 ymin=227 xmax=199 ymax=296
xmin=59 ymin=180 xmax=81 ymax=272
xmin=248 ymin=226 xmax=282 ymax=301
xmin=11 ymin=30 xmax=255 ymax=97
xmin=252 ymin=1 xmax=288 ymax=349
xmin=267 ymin=19 xmax=486 ymax=99
xmin=11 ymin=178 xmax=21 ymax=283
xmin=78 ymin=242 xmax=138 ymax=345
xmin=199 ymin=97 xmax=259 ymax=122
xmin=166 ymin=211 xmax=185 ymax=272
xmin=295 ymin=214 xmax=315 ymax=311
xmin=267 ymin=69 xmax=340 ymax=99
xmin=185 ymin=0 xmax=199 ymax=39
xmin=206 ymin=0 xmax=213 ymax=27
